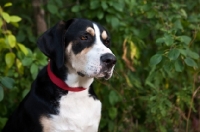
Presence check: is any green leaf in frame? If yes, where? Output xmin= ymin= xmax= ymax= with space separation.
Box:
xmin=168 ymin=49 xmax=180 ymax=60
xmin=0 ymin=77 xmax=14 ymax=89
xmin=71 ymin=5 xmax=80 ymax=12
xmin=10 ymin=16 xmax=22 ymax=22
xmin=0 ymin=19 xmax=3 ymax=27
xmin=22 ymin=57 xmax=33 ymax=66
xmin=4 ymin=2 xmax=12 ymax=7
xmin=18 ymin=43 xmax=28 ymax=55
xmin=109 ymin=107 xmax=118 ymax=120
xmin=90 ymin=1 xmax=99 ymax=9
xmin=16 ymin=59 xmax=24 ymax=75
xmin=180 ymin=9 xmax=187 ymax=18
xmin=22 ymin=89 xmax=29 ymax=98
xmin=174 ymin=59 xmax=184 ymax=72
xmin=173 ymin=19 xmax=183 ymax=30
xmin=5 ymin=52 xmax=15 ymax=68
xmin=150 ymin=107 xmax=156 ymax=114
xmin=164 ymin=34 xmax=174 ymax=46
xmin=113 ymin=3 xmax=123 ymax=12
xmin=101 ymin=1 xmax=108 ymax=10
xmin=147 ymin=11 xmax=156 ymax=18
xmin=187 ymin=50 xmax=199 ymax=60
xmin=0 ymin=85 xmax=4 ymax=101
xmin=0 ymin=38 xmax=9 ymax=49
xmin=179 ymin=49 xmax=187 ymax=56
xmin=164 ymin=61 xmax=173 ymax=73
xmin=178 ymin=36 xmax=191 ymax=45
xmin=2 ymin=12 xmax=10 ymax=23
xmin=7 ymin=34 xmax=16 ymax=48
xmin=99 ymin=118 xmax=108 ymax=129
xmin=30 ymin=64 xmax=38 ymax=74
xmin=97 ymin=12 xmax=104 ymax=20
xmin=111 ymin=17 xmax=119 ymax=28
xmin=30 ymin=64 xmax=38 ymax=79
xmin=160 ymin=106 xmax=167 ymax=116
xmin=184 ymin=57 xmax=198 ymax=68
xmin=47 ymin=4 xmax=58 ymax=14
xmin=109 ymin=91 xmax=120 ymax=105
xmin=150 ymin=54 xmax=162 ymax=66
xmin=156 ymin=37 xmax=164 ymax=45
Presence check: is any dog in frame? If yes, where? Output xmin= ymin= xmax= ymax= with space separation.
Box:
xmin=2 ymin=18 xmax=116 ymax=132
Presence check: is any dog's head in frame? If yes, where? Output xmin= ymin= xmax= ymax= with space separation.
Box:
xmin=37 ymin=18 xmax=116 ymax=79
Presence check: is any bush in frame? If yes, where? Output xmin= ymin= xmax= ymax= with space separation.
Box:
xmin=0 ymin=0 xmax=200 ymax=131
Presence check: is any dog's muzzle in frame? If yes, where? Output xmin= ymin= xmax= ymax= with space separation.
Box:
xmin=100 ymin=53 xmax=116 ymax=79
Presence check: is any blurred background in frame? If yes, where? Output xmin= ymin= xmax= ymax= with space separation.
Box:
xmin=0 ymin=0 xmax=200 ymax=131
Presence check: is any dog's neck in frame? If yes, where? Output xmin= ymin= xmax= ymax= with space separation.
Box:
xmin=65 ymin=72 xmax=94 ymax=89
xmin=65 ymin=64 xmax=94 ymax=89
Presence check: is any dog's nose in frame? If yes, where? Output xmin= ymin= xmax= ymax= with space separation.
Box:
xmin=100 ymin=53 xmax=116 ymax=66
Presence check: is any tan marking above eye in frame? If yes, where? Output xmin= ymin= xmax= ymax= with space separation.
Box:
xmin=101 ymin=31 xmax=107 ymax=40
xmin=86 ymin=27 xmax=95 ymax=36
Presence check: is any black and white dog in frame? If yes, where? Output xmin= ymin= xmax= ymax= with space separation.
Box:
xmin=3 ymin=18 xmax=116 ymax=132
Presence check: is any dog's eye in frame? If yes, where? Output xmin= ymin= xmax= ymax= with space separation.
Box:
xmin=80 ymin=35 xmax=88 ymax=40
xmin=104 ymin=39 xmax=110 ymax=45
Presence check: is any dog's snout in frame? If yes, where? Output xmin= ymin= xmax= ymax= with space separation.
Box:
xmin=100 ymin=53 xmax=116 ymax=66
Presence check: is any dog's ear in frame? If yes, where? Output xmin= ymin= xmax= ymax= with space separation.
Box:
xmin=37 ymin=19 xmax=75 ymax=69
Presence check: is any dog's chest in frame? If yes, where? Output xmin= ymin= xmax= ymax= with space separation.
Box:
xmin=41 ymin=91 xmax=101 ymax=132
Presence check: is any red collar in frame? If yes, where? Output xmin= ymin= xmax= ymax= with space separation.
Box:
xmin=47 ymin=63 xmax=86 ymax=92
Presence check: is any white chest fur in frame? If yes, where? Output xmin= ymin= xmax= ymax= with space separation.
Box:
xmin=40 ymin=90 xmax=102 ymax=132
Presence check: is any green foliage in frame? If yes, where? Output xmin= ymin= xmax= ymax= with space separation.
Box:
xmin=1 ymin=0 xmax=200 ymax=132
xmin=0 ymin=2 xmax=47 ymax=130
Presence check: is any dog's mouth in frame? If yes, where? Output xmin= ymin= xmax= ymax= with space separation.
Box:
xmin=77 ymin=66 xmax=114 ymax=80
xmin=99 ymin=71 xmax=112 ymax=80
xmin=97 ymin=67 xmax=114 ymax=79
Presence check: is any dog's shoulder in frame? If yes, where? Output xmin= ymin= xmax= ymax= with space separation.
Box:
xmin=3 ymin=66 xmax=68 ymax=132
